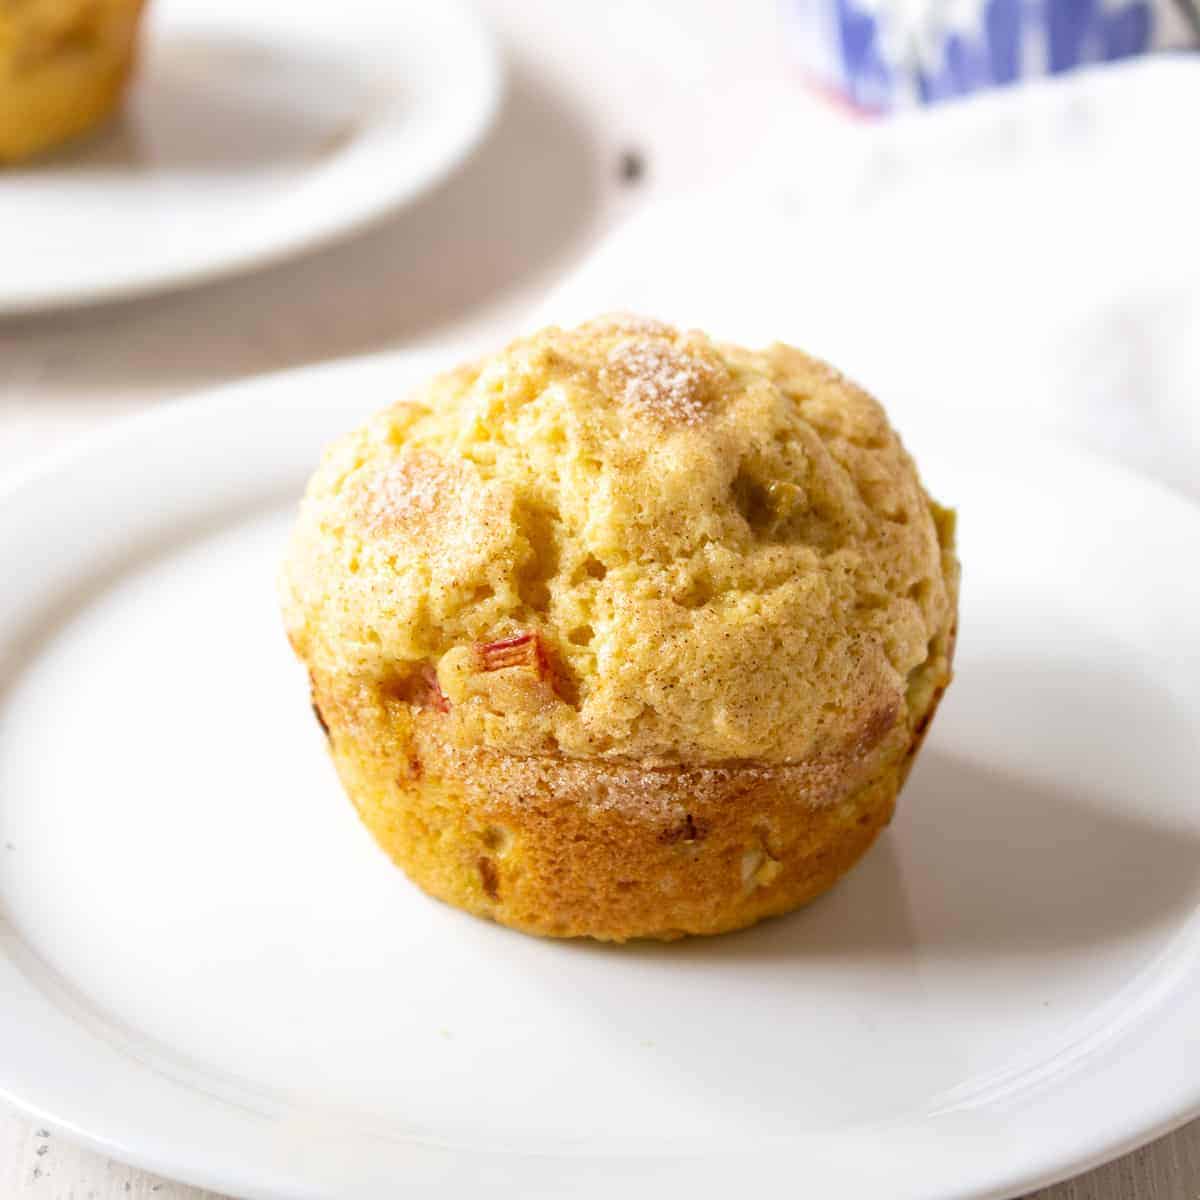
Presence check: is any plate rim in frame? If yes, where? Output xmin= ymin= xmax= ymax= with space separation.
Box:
xmin=0 ymin=0 xmax=504 ymax=316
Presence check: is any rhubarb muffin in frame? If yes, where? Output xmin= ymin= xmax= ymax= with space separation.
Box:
xmin=281 ymin=316 xmax=959 ymax=941
xmin=0 ymin=0 xmax=146 ymax=162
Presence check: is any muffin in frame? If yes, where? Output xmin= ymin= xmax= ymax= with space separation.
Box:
xmin=281 ymin=316 xmax=959 ymax=941
xmin=0 ymin=0 xmax=146 ymax=162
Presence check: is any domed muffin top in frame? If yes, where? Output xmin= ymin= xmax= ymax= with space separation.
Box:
xmin=281 ymin=316 xmax=957 ymax=765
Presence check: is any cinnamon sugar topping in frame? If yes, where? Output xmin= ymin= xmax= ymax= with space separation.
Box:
xmin=601 ymin=338 xmax=712 ymax=425
xmin=363 ymin=452 xmax=449 ymax=528
xmin=587 ymin=312 xmax=674 ymax=337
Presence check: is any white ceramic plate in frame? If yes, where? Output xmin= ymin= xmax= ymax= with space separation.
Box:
xmin=1 ymin=354 xmax=1199 ymax=1200
xmin=0 ymin=0 xmax=501 ymax=314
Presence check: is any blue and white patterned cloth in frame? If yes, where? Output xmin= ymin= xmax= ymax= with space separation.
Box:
xmin=787 ymin=0 xmax=1199 ymax=107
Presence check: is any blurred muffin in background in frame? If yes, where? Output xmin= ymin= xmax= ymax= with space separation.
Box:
xmin=0 ymin=0 xmax=146 ymax=162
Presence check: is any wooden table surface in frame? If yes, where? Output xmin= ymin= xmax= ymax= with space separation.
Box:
xmin=1 ymin=2 xmax=1196 ymax=1196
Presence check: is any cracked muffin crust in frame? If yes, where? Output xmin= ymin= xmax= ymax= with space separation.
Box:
xmin=282 ymin=316 xmax=959 ymax=940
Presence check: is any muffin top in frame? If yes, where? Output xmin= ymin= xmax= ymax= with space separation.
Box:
xmin=281 ymin=316 xmax=957 ymax=765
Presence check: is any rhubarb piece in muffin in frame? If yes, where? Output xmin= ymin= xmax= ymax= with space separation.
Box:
xmin=281 ymin=315 xmax=959 ymax=941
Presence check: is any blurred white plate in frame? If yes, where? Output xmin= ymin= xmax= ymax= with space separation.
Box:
xmin=0 ymin=0 xmax=501 ymax=314
xmin=1 ymin=354 xmax=1200 ymax=1200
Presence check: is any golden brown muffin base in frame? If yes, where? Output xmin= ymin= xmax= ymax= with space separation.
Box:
xmin=309 ymin=642 xmax=953 ymax=942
